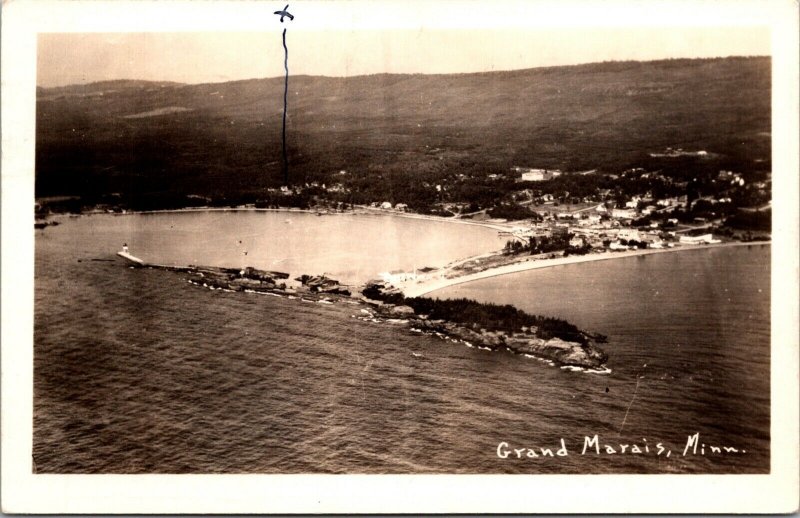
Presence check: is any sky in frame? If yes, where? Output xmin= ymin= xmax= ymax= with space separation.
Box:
xmin=37 ymin=26 xmax=770 ymax=87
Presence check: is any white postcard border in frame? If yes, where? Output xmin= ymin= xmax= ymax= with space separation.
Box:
xmin=2 ymin=0 xmax=798 ymax=513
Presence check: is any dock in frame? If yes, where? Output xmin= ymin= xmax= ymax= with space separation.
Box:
xmin=116 ymin=251 xmax=145 ymax=265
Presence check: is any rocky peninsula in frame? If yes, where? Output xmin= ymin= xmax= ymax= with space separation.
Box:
xmin=360 ymin=281 xmax=609 ymax=372
xmin=120 ymin=256 xmax=609 ymax=372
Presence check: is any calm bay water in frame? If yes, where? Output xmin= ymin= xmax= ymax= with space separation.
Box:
xmin=62 ymin=210 xmax=507 ymax=283
xmin=34 ymin=212 xmax=770 ymax=473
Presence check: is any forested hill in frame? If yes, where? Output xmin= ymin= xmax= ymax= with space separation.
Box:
xmin=36 ymin=56 xmax=770 ymax=207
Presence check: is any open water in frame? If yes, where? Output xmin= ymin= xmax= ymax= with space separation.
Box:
xmin=34 ymin=212 xmax=770 ymax=473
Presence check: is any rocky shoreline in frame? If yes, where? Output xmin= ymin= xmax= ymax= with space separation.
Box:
xmin=360 ymin=286 xmax=609 ymax=372
xmin=126 ymin=260 xmax=609 ymax=372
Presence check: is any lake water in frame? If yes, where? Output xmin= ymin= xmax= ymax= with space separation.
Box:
xmin=434 ymin=245 xmax=771 ymax=471
xmin=63 ymin=210 xmax=507 ymax=283
xmin=34 ymin=211 xmax=770 ymax=474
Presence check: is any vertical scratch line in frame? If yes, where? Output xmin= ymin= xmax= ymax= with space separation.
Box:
xmin=618 ymin=376 xmax=640 ymax=437
xmin=282 ymin=27 xmax=289 ymax=185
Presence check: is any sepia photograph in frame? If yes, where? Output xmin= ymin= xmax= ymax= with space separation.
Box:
xmin=2 ymin=0 xmax=798 ymax=513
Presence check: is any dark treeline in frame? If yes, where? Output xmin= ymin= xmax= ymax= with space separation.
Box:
xmin=724 ymin=209 xmax=771 ymax=231
xmin=487 ymin=202 xmax=539 ymax=220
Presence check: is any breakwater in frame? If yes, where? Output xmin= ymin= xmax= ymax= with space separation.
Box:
xmin=117 ymin=253 xmax=608 ymax=371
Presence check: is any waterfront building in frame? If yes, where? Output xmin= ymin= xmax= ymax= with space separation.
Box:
xmin=618 ymin=228 xmax=641 ymax=241
xmin=679 ymin=234 xmax=721 ymax=244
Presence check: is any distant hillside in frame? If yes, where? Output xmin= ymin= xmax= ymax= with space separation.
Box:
xmin=36 ymin=57 xmax=770 ymax=205
xmin=37 ymin=80 xmax=185 ymax=100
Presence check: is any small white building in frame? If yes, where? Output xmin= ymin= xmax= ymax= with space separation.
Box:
xmin=521 ymin=169 xmax=547 ymax=181
xmin=625 ymin=196 xmax=641 ymax=209
xmin=569 ymin=236 xmax=585 ymax=248
xmin=611 ymin=208 xmax=636 ymax=219
xmin=327 ymin=183 xmax=349 ymax=193
xmin=618 ymin=228 xmax=641 ymax=241
xmin=380 ymin=201 xmax=393 ymax=210
xmin=679 ymin=234 xmax=721 ymax=244
xmin=379 ymin=270 xmax=418 ymax=284
xmin=515 ymin=167 xmax=562 ymax=182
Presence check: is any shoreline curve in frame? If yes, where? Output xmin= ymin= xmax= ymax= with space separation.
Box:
xmin=54 ymin=205 xmax=514 ymax=232
xmin=401 ymin=241 xmax=771 ymax=298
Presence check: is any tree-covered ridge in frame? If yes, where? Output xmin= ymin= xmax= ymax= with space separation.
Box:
xmin=36 ymin=57 xmax=770 ymax=215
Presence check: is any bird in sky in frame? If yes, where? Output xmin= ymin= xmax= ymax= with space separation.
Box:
xmin=274 ymin=4 xmax=294 ymax=22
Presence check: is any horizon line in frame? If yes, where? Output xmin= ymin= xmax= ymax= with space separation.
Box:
xmin=36 ymin=54 xmax=771 ymax=90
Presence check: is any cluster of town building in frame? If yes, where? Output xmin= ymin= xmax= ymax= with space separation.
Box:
xmin=504 ymin=187 xmax=723 ymax=252
xmin=260 ymin=163 xmax=767 ymax=255
xmin=508 ymin=211 xmax=720 ymax=253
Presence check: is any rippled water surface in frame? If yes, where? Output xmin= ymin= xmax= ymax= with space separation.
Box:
xmin=34 ymin=213 xmax=770 ymax=473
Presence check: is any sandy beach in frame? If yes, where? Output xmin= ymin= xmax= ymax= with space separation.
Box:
xmin=401 ymin=241 xmax=771 ymax=297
